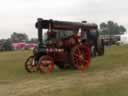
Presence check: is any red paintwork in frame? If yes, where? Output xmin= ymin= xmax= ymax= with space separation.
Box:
xmin=71 ymin=44 xmax=91 ymax=70
xmin=46 ymin=35 xmax=80 ymax=62
xmin=39 ymin=55 xmax=55 ymax=73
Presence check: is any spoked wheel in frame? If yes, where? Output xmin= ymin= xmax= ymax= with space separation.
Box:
xmin=25 ymin=56 xmax=37 ymax=73
xmin=71 ymin=44 xmax=91 ymax=70
xmin=39 ymin=55 xmax=55 ymax=73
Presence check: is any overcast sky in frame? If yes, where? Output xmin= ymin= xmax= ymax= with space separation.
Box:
xmin=0 ymin=0 xmax=128 ymax=39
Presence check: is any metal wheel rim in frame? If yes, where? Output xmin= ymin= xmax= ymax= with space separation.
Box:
xmin=72 ymin=45 xmax=91 ymax=70
xmin=25 ymin=56 xmax=37 ymax=73
xmin=39 ymin=56 xmax=54 ymax=73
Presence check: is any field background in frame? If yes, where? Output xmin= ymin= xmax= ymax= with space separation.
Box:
xmin=0 ymin=45 xmax=128 ymax=96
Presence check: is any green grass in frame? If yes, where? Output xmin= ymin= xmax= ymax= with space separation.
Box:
xmin=0 ymin=45 xmax=128 ymax=96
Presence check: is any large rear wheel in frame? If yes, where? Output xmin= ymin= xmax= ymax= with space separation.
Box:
xmin=97 ymin=39 xmax=104 ymax=56
xmin=91 ymin=46 xmax=96 ymax=57
xmin=71 ymin=44 xmax=91 ymax=70
xmin=39 ymin=55 xmax=55 ymax=73
xmin=25 ymin=56 xmax=37 ymax=73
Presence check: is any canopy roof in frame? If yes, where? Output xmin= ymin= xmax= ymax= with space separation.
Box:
xmin=36 ymin=18 xmax=98 ymax=30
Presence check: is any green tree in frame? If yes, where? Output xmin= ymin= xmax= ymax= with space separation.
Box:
xmin=28 ymin=38 xmax=38 ymax=43
xmin=100 ymin=21 xmax=127 ymax=35
xmin=119 ymin=25 xmax=126 ymax=34
xmin=2 ymin=39 xmax=13 ymax=51
xmin=11 ymin=32 xmax=28 ymax=43
xmin=99 ymin=22 xmax=108 ymax=35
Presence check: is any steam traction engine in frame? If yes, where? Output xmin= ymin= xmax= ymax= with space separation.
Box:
xmin=25 ymin=18 xmax=104 ymax=73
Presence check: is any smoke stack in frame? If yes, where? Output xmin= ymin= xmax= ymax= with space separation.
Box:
xmin=82 ymin=21 xmax=87 ymax=23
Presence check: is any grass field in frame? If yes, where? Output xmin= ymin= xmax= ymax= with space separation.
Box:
xmin=0 ymin=45 xmax=128 ymax=96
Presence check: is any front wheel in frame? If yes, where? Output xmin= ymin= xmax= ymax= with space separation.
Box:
xmin=25 ymin=56 xmax=37 ymax=73
xmin=38 ymin=55 xmax=55 ymax=73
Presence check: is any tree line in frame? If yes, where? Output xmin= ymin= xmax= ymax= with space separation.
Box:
xmin=0 ymin=32 xmax=38 ymax=51
xmin=99 ymin=21 xmax=126 ymax=35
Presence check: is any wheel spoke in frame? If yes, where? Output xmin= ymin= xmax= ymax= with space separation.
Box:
xmin=25 ymin=56 xmax=37 ymax=73
xmin=39 ymin=56 xmax=54 ymax=73
xmin=73 ymin=54 xmax=81 ymax=58
xmin=71 ymin=45 xmax=91 ymax=70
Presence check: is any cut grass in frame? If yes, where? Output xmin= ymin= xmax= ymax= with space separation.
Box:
xmin=0 ymin=45 xmax=128 ymax=96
